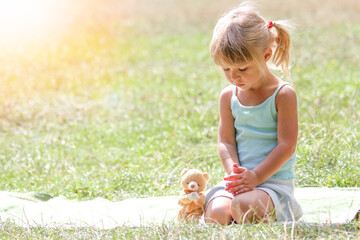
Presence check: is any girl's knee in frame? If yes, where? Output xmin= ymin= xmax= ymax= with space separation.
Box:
xmin=230 ymin=191 xmax=275 ymax=223
xmin=204 ymin=197 xmax=233 ymax=225
xmin=230 ymin=196 xmax=253 ymax=223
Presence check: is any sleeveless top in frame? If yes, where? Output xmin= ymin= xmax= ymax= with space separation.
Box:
xmin=230 ymin=82 xmax=296 ymax=179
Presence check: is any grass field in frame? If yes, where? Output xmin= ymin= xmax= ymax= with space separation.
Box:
xmin=0 ymin=0 xmax=359 ymax=238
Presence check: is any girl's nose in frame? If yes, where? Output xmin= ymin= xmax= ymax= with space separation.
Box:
xmin=230 ymin=70 xmax=239 ymax=80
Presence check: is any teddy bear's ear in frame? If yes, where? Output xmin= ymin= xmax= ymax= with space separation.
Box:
xmin=181 ymin=168 xmax=188 ymax=176
xmin=203 ymin=172 xmax=210 ymax=181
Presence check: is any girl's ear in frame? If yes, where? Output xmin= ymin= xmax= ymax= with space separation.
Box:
xmin=264 ymin=48 xmax=272 ymax=62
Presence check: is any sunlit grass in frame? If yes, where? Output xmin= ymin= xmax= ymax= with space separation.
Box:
xmin=0 ymin=220 xmax=359 ymax=239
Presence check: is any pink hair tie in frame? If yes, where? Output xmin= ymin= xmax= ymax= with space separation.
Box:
xmin=268 ymin=21 xmax=275 ymax=29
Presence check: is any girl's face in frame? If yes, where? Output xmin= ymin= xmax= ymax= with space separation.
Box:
xmin=222 ymin=61 xmax=264 ymax=90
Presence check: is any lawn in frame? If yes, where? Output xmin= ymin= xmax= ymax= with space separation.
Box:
xmin=0 ymin=0 xmax=359 ymax=238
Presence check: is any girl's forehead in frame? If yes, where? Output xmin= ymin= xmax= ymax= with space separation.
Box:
xmin=222 ymin=61 xmax=254 ymax=69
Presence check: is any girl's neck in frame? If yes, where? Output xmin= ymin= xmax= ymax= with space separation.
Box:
xmin=251 ymin=69 xmax=280 ymax=91
xmin=236 ymin=70 xmax=281 ymax=107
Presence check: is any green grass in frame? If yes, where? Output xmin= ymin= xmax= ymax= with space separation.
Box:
xmin=0 ymin=221 xmax=359 ymax=239
xmin=0 ymin=0 xmax=360 ymax=238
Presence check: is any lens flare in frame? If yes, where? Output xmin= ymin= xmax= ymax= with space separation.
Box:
xmin=0 ymin=0 xmax=64 ymax=44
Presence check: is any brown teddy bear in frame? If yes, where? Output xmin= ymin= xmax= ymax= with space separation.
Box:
xmin=177 ymin=168 xmax=210 ymax=221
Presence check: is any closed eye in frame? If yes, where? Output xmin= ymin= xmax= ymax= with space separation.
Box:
xmin=239 ymin=67 xmax=247 ymax=72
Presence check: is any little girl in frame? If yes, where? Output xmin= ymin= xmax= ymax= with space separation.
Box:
xmin=204 ymin=2 xmax=303 ymax=225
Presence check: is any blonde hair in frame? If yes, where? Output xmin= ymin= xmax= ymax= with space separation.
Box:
xmin=210 ymin=1 xmax=293 ymax=77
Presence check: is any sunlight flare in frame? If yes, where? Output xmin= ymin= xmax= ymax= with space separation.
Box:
xmin=0 ymin=0 xmax=75 ymax=45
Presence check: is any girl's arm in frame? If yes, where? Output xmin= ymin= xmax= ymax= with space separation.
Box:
xmin=253 ymin=85 xmax=298 ymax=183
xmin=218 ymin=86 xmax=239 ymax=175
xmin=224 ymin=85 xmax=298 ymax=195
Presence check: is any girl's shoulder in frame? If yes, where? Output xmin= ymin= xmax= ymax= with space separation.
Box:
xmin=219 ymin=85 xmax=235 ymax=97
xmin=276 ymin=82 xmax=297 ymax=99
xmin=275 ymin=82 xmax=297 ymax=110
xmin=219 ymin=85 xmax=234 ymax=102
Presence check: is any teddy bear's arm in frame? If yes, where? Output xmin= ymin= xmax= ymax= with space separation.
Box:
xmin=178 ymin=192 xmax=192 ymax=205
xmin=194 ymin=193 xmax=206 ymax=206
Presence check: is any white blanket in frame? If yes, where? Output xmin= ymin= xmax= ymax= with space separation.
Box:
xmin=0 ymin=188 xmax=359 ymax=229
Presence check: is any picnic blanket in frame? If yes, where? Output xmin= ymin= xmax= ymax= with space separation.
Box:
xmin=0 ymin=188 xmax=359 ymax=229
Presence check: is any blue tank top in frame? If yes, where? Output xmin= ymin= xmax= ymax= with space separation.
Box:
xmin=230 ymin=82 xmax=296 ymax=179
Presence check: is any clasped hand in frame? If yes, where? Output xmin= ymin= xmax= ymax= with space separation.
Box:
xmin=224 ymin=163 xmax=259 ymax=196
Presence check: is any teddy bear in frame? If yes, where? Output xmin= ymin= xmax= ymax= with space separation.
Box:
xmin=177 ymin=168 xmax=210 ymax=221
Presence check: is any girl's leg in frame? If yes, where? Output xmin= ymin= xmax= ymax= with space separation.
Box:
xmin=204 ymin=196 xmax=233 ymax=225
xmin=230 ymin=189 xmax=275 ymax=223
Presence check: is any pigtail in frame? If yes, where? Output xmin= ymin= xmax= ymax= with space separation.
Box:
xmin=272 ymin=21 xmax=293 ymax=77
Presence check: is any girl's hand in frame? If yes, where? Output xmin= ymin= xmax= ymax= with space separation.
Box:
xmin=223 ymin=163 xmax=259 ymax=196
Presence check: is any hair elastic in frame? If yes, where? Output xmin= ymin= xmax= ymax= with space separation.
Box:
xmin=268 ymin=21 xmax=275 ymax=29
